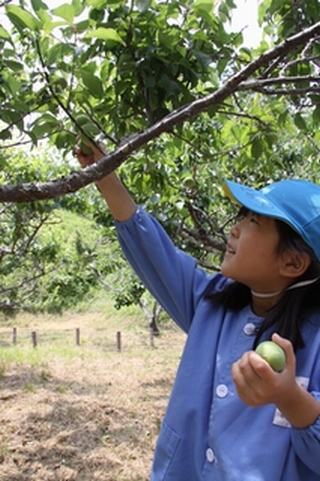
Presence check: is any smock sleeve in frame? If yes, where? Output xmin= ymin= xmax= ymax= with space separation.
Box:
xmin=115 ymin=207 xmax=223 ymax=333
xmin=291 ymin=392 xmax=320 ymax=474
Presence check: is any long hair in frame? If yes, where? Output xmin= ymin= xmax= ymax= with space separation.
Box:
xmin=207 ymin=216 xmax=320 ymax=352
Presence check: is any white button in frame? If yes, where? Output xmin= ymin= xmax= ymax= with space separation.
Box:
xmin=243 ymin=323 xmax=256 ymax=335
xmin=206 ymin=448 xmax=215 ymax=463
xmin=216 ymin=384 xmax=228 ymax=398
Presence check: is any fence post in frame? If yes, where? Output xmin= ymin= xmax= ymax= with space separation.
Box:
xmin=12 ymin=327 xmax=17 ymax=344
xmin=149 ymin=327 xmax=154 ymax=348
xmin=116 ymin=331 xmax=121 ymax=352
xmin=76 ymin=328 xmax=80 ymax=346
xmin=31 ymin=331 xmax=37 ymax=348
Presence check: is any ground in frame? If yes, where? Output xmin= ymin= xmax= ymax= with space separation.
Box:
xmin=0 ymin=311 xmax=186 ymax=481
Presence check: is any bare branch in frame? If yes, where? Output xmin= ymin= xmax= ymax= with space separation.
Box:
xmin=239 ymin=75 xmax=320 ymax=89
xmin=250 ymin=86 xmax=320 ymax=95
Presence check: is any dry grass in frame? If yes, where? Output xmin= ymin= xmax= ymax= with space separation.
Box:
xmin=0 ymin=308 xmax=186 ymax=481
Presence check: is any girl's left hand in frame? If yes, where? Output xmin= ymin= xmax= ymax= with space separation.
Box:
xmin=231 ymin=333 xmax=297 ymax=407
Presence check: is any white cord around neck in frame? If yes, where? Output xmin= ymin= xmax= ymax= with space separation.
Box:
xmin=251 ymin=289 xmax=282 ymax=298
xmin=251 ymin=276 xmax=320 ymax=298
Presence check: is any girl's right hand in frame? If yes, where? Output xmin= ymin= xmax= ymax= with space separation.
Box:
xmin=74 ymin=143 xmax=105 ymax=168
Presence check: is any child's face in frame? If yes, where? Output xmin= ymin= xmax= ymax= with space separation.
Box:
xmin=221 ymin=210 xmax=284 ymax=292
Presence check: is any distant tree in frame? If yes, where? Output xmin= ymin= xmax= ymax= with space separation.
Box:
xmin=0 ymin=146 xmax=104 ymax=313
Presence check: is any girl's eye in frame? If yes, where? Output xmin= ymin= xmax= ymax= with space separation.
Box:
xmin=236 ymin=207 xmax=248 ymax=221
xmin=249 ymin=215 xmax=259 ymax=224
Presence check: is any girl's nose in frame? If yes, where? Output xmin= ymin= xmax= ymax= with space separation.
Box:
xmin=230 ymin=222 xmax=240 ymax=238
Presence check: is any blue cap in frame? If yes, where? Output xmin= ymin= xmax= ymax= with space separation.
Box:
xmin=223 ymin=179 xmax=320 ymax=260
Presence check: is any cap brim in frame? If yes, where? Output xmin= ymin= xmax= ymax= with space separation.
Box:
xmin=223 ymin=180 xmax=290 ymax=222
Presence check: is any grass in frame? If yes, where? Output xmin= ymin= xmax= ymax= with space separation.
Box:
xmin=0 ymin=300 xmax=186 ymax=481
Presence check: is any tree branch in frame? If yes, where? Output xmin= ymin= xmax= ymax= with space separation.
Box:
xmin=251 ymin=86 xmax=320 ymax=95
xmin=1 ymin=21 xmax=320 ymax=203
xmin=239 ymin=75 xmax=320 ymax=89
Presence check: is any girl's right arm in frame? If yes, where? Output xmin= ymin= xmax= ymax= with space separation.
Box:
xmin=75 ymin=144 xmax=216 ymax=332
xmin=74 ymin=144 xmax=137 ymax=222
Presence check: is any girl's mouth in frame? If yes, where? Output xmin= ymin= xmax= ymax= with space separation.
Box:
xmin=227 ymin=243 xmax=235 ymax=254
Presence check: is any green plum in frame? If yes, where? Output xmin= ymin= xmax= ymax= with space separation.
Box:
xmin=255 ymin=340 xmax=286 ymax=372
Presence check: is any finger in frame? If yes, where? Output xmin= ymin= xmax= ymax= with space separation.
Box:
xmin=232 ymin=352 xmax=257 ymax=385
xmin=232 ymin=359 xmax=250 ymax=391
xmin=232 ymin=358 xmax=259 ymax=405
xmin=271 ymin=333 xmax=295 ymax=371
xmin=242 ymin=351 xmax=274 ymax=384
xmin=248 ymin=351 xmax=278 ymax=384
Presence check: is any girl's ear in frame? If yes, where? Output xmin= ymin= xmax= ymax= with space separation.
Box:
xmin=279 ymin=251 xmax=311 ymax=279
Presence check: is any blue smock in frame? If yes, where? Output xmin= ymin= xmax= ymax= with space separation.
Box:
xmin=115 ymin=207 xmax=320 ymax=481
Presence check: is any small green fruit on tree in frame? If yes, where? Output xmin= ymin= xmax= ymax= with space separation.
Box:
xmin=255 ymin=341 xmax=286 ymax=372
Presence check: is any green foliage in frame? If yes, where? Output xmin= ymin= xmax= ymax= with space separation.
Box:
xmin=1 ymin=1 xmax=320 ymax=316
xmin=260 ymin=0 xmax=320 ymax=37
xmin=0 ymin=0 xmax=240 ymax=151
xmin=0 ymin=146 xmax=108 ymax=313
xmin=37 ymin=211 xmax=103 ymax=312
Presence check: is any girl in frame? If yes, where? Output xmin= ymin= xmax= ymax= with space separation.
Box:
xmin=76 ymin=146 xmax=320 ymax=481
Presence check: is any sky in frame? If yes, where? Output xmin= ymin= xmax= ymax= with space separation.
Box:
xmin=230 ymin=0 xmax=261 ymax=46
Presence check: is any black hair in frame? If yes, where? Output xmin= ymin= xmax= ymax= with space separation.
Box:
xmin=206 ymin=210 xmax=320 ymax=352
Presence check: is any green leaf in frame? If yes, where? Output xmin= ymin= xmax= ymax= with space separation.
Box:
xmin=84 ymin=27 xmax=124 ymax=44
xmin=0 ymin=128 xmax=12 ymax=141
xmin=5 ymin=4 xmax=41 ymax=30
xmin=0 ymin=26 xmax=11 ymax=41
xmin=277 ymin=111 xmax=287 ymax=127
xmin=269 ymin=0 xmax=287 ymax=15
xmin=86 ymin=0 xmax=109 ymax=7
xmin=251 ymin=137 xmax=263 ymax=159
xmin=4 ymin=74 xmax=20 ymax=96
xmin=74 ymin=20 xmax=90 ymax=33
xmin=72 ymin=0 xmax=84 ymax=17
xmin=47 ymin=43 xmax=65 ymax=65
xmin=80 ymin=122 xmax=101 ymax=136
xmin=31 ymin=0 xmax=48 ymax=12
xmin=36 ymin=9 xmax=51 ymax=22
xmin=294 ymin=113 xmax=307 ymax=131
xmin=192 ymin=0 xmax=214 ymax=14
xmin=52 ymin=4 xmax=75 ymax=22
xmin=193 ymin=50 xmax=213 ymax=70
xmin=1 ymin=109 xmax=23 ymax=125
xmin=4 ymin=60 xmax=24 ymax=72
xmin=43 ymin=20 xmax=69 ymax=34
xmin=312 ymin=106 xmax=320 ymax=124
xmin=158 ymin=30 xmax=177 ymax=50
xmin=258 ymin=0 xmax=271 ymax=25
xmin=32 ymin=113 xmax=61 ymax=127
xmin=81 ymin=71 xmax=104 ymax=98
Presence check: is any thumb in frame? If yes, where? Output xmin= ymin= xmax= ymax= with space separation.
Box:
xmin=271 ymin=332 xmax=295 ymax=371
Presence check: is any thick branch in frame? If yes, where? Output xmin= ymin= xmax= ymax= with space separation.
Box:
xmin=1 ymin=21 xmax=320 ymax=203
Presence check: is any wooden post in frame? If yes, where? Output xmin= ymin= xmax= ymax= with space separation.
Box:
xmin=31 ymin=331 xmax=37 ymax=348
xmin=12 ymin=327 xmax=17 ymax=344
xmin=116 ymin=331 xmax=121 ymax=352
xmin=149 ymin=327 xmax=154 ymax=348
xmin=76 ymin=328 xmax=80 ymax=346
